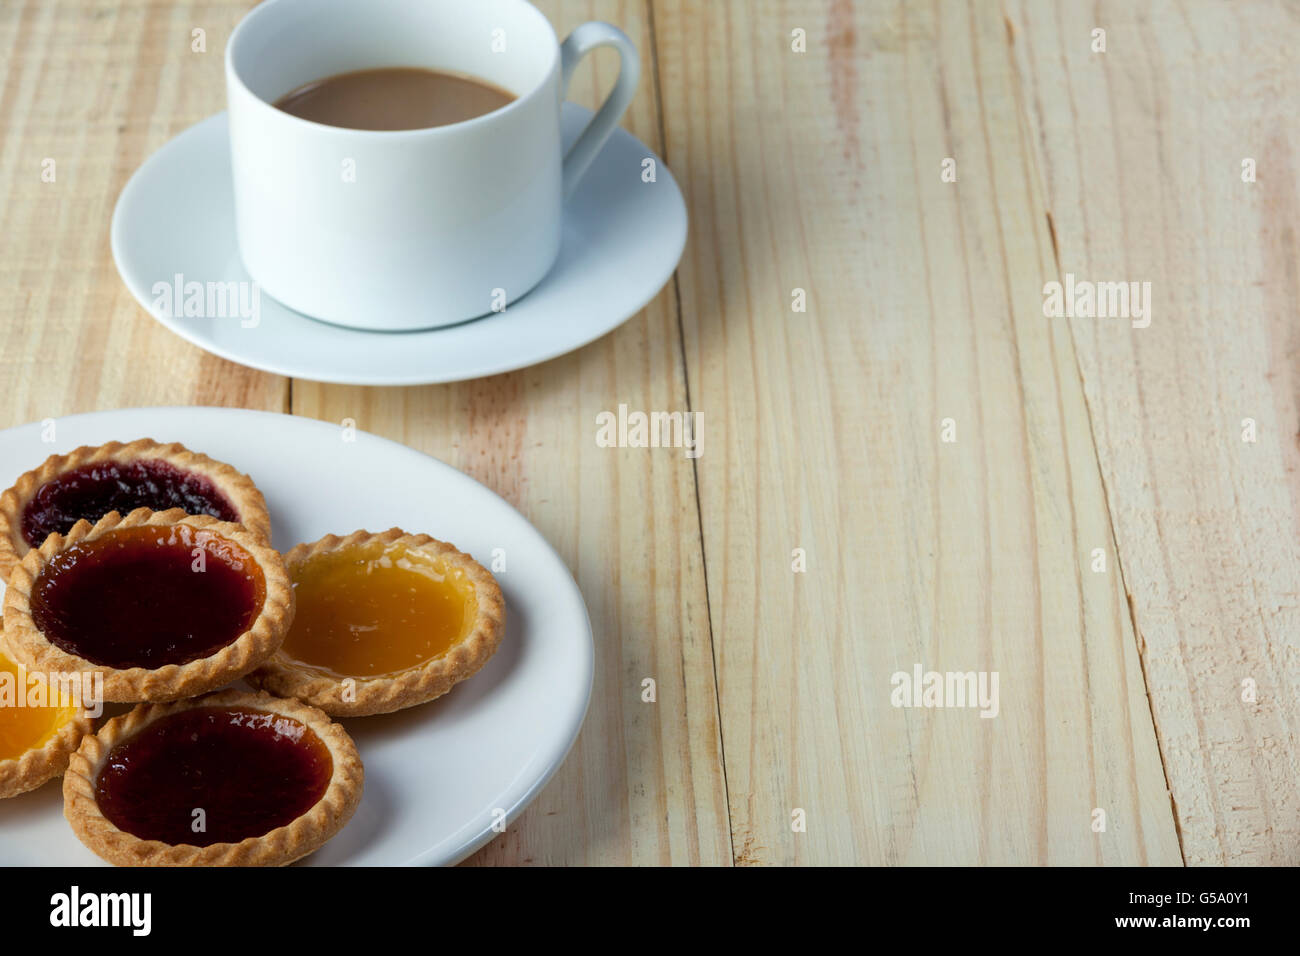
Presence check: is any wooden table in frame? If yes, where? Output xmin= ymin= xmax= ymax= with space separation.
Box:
xmin=1 ymin=0 xmax=1295 ymax=866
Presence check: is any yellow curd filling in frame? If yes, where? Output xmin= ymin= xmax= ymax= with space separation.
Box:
xmin=282 ymin=542 xmax=477 ymax=679
xmin=0 ymin=650 xmax=77 ymax=761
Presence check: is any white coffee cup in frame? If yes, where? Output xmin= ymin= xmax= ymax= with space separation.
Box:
xmin=226 ymin=0 xmax=639 ymax=331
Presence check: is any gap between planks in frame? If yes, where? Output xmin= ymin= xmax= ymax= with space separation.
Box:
xmin=645 ymin=0 xmax=735 ymax=867
xmin=999 ymin=2 xmax=1187 ymax=866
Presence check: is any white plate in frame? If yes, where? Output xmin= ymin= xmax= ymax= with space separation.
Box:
xmin=111 ymin=105 xmax=687 ymax=385
xmin=0 ymin=407 xmax=593 ymax=866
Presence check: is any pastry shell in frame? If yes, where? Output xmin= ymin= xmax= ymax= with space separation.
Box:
xmin=1 ymin=508 xmax=294 ymax=702
xmin=247 ymin=529 xmax=505 ymax=717
xmin=0 ymin=661 xmax=95 ymax=800
xmin=63 ymin=689 xmax=363 ymax=867
xmin=0 ymin=439 xmax=272 ymax=580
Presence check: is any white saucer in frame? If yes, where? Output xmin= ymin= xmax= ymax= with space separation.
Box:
xmin=0 ymin=407 xmax=593 ymax=866
xmin=111 ymin=106 xmax=687 ymax=385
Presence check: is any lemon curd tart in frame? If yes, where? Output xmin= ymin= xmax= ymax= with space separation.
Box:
xmin=249 ymin=529 xmax=504 ymax=717
xmin=1 ymin=508 xmax=293 ymax=702
xmin=0 ymin=648 xmax=94 ymax=799
xmin=63 ymin=689 xmax=362 ymax=867
xmin=0 ymin=439 xmax=272 ymax=579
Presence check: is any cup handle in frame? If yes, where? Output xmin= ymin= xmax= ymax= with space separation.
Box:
xmin=558 ymin=22 xmax=640 ymax=198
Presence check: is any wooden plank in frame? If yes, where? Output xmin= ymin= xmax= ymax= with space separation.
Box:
xmin=1007 ymin=0 xmax=1300 ymax=865
xmin=654 ymin=0 xmax=1182 ymax=864
xmin=0 ymin=0 xmax=286 ymax=425
xmin=290 ymin=0 xmax=730 ymax=866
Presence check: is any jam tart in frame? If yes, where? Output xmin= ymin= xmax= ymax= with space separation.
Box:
xmin=0 ymin=647 xmax=95 ymax=799
xmin=1 ymin=508 xmax=293 ymax=702
xmin=63 ymin=689 xmax=363 ymax=866
xmin=248 ymin=529 xmax=504 ymax=717
xmin=0 ymin=439 xmax=272 ymax=580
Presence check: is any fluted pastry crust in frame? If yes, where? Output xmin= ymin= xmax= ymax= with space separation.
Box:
xmin=0 ymin=665 xmax=95 ymax=800
xmin=0 ymin=439 xmax=272 ymax=580
xmin=62 ymin=689 xmax=363 ymax=866
xmin=248 ymin=528 xmax=505 ymax=717
xmin=1 ymin=508 xmax=293 ymax=702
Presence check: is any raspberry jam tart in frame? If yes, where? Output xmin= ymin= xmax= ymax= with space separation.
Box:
xmin=0 ymin=440 xmax=271 ymax=579
xmin=63 ymin=690 xmax=362 ymax=866
xmin=1 ymin=508 xmax=293 ymax=702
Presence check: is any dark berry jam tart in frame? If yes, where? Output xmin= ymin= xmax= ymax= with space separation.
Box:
xmin=1 ymin=508 xmax=293 ymax=702
xmin=63 ymin=689 xmax=362 ymax=866
xmin=0 ymin=439 xmax=272 ymax=580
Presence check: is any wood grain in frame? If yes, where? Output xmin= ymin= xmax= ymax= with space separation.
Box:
xmin=0 ymin=0 xmax=285 ymax=423
xmin=653 ymin=0 xmax=1181 ymax=864
xmin=291 ymin=0 xmax=731 ymax=866
xmin=3 ymin=0 xmax=1293 ymax=867
xmin=1007 ymin=0 xmax=1300 ymax=865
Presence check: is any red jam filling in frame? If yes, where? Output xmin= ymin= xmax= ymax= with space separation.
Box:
xmin=28 ymin=525 xmax=265 ymax=670
xmin=95 ymin=706 xmax=333 ymax=846
xmin=21 ymin=459 xmax=240 ymax=547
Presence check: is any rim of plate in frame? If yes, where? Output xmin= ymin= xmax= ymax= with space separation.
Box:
xmin=0 ymin=406 xmax=594 ymax=866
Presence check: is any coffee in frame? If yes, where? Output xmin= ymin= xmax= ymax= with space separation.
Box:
xmin=272 ymin=67 xmax=515 ymax=131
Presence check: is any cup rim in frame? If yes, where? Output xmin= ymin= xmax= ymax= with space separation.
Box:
xmin=224 ymin=0 xmax=560 ymax=139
